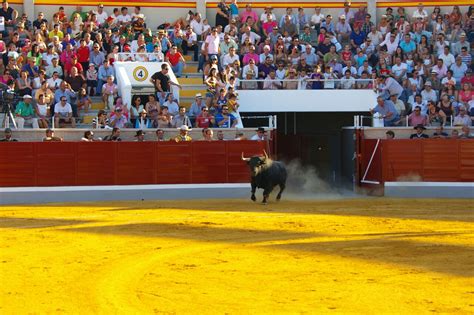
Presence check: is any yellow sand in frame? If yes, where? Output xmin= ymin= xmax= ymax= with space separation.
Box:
xmin=0 ymin=198 xmax=473 ymax=314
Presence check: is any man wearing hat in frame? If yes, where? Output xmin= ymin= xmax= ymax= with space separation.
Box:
xmin=421 ymin=81 xmax=438 ymax=104
xmin=134 ymin=130 xmax=146 ymax=142
xmin=14 ymin=95 xmax=39 ymax=129
xmin=188 ymin=93 xmax=206 ymax=123
xmin=0 ymin=128 xmax=18 ymax=141
xmin=250 ymin=127 xmax=267 ymax=141
xmin=410 ymin=124 xmax=429 ymax=139
xmin=174 ymin=125 xmax=192 ymax=142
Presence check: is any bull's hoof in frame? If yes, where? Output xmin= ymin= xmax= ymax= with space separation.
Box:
xmin=251 ymin=195 xmax=256 ymax=202
xmin=261 ymin=202 xmax=267 ymax=205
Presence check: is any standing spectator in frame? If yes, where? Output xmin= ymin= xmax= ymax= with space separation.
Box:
xmin=150 ymin=63 xmax=181 ymax=104
xmin=103 ymin=127 xmax=122 ymax=141
xmin=173 ymin=125 xmax=193 ymax=142
xmin=216 ymin=0 xmax=230 ymax=28
xmin=410 ymin=124 xmax=429 ymax=138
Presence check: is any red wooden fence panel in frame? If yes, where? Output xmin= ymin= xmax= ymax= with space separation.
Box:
xmin=459 ymin=140 xmax=474 ymax=182
xmin=0 ymin=141 xmax=267 ymax=187
xmin=358 ymin=139 xmax=474 ymax=184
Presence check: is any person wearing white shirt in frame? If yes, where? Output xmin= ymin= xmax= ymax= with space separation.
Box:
xmin=379 ymin=31 xmax=399 ymax=55
xmin=263 ymin=70 xmax=282 ymax=90
xmin=221 ymin=47 xmax=239 ymax=67
xmin=438 ymin=46 xmax=455 ymax=69
xmin=116 ymin=7 xmax=131 ymax=25
xmin=340 ymin=70 xmax=356 ymax=89
xmin=310 ymin=7 xmax=325 ymax=31
xmin=190 ymin=14 xmax=204 ymax=37
xmin=93 ymin=4 xmax=108 ymax=25
xmin=367 ymin=25 xmax=383 ymax=46
xmin=412 ymin=4 xmax=428 ymax=21
xmin=391 ymin=57 xmax=408 ymax=81
xmin=242 ymin=62 xmax=258 ymax=79
xmin=260 ymin=7 xmax=276 ymax=23
xmin=241 ymin=27 xmax=261 ymax=45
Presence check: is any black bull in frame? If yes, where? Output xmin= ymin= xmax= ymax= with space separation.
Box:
xmin=242 ymin=151 xmax=287 ymax=204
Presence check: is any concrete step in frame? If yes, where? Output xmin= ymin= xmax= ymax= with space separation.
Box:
xmin=91 ymin=102 xmax=106 ymax=110
xmin=179 ymin=89 xmax=207 ymax=98
xmin=178 ymin=77 xmax=203 ymax=85
xmin=183 ymin=65 xmax=198 ymax=73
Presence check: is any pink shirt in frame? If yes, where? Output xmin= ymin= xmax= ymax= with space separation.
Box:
xmin=243 ymin=53 xmax=259 ymax=65
xmin=205 ymin=34 xmax=220 ymax=54
xmin=241 ymin=10 xmax=258 ymax=24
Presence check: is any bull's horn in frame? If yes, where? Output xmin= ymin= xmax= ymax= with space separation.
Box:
xmin=263 ymin=150 xmax=269 ymax=159
xmin=241 ymin=152 xmax=250 ymax=161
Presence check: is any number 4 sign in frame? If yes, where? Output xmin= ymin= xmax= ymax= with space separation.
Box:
xmin=132 ymin=66 xmax=148 ymax=82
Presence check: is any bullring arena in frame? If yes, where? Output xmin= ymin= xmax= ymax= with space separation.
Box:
xmin=1 ymin=198 xmax=473 ymax=313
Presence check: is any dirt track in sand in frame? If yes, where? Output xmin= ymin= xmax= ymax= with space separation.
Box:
xmin=0 ymin=198 xmax=473 ymax=314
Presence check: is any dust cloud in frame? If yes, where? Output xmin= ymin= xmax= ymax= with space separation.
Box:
xmin=282 ymin=160 xmax=354 ymax=200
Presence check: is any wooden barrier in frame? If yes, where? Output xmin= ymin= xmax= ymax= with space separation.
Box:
xmin=0 ymin=141 xmax=268 ymax=187
xmin=357 ymin=139 xmax=474 ymax=186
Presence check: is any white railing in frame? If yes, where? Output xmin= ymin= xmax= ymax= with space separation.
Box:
xmin=238 ymin=78 xmax=375 ymax=90
xmin=116 ymin=52 xmax=164 ymax=62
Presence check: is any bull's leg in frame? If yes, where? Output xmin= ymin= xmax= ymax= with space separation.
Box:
xmin=251 ymin=181 xmax=257 ymax=202
xmin=262 ymin=186 xmax=273 ymax=204
xmin=276 ymin=183 xmax=286 ymax=201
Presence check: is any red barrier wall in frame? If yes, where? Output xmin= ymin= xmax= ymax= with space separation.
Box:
xmin=357 ymin=139 xmax=474 ymax=185
xmin=0 ymin=141 xmax=268 ymax=187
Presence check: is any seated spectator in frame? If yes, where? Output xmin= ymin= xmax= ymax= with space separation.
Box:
xmin=15 ymin=95 xmax=39 ymax=128
xmin=81 ymin=130 xmax=95 ymax=142
xmin=421 ymin=81 xmax=438 ymax=103
xmin=215 ymin=105 xmax=237 ymax=128
xmin=171 ymin=106 xmax=192 ymax=128
xmin=0 ymin=128 xmax=18 ymax=141
xmin=195 ymin=106 xmax=214 ymax=128
xmin=145 ymin=94 xmax=161 ymax=127
xmin=35 ymin=94 xmax=50 ymax=129
xmin=174 ymin=125 xmax=193 ymax=142
xmin=162 ymin=93 xmax=179 ymax=116
xmin=102 ymin=75 xmax=118 ymax=109
xmin=43 ymin=128 xmax=63 ymax=142
xmin=241 ymin=70 xmax=258 ymax=90
xmin=453 ymin=106 xmax=471 ymax=126
xmin=157 ymin=106 xmax=173 ymax=128
xmin=410 ymin=124 xmax=429 ymax=139
xmin=408 ymin=105 xmax=428 ymax=127
xmin=92 ymin=110 xmax=110 ymax=129
xmin=201 ymin=128 xmax=214 ymax=141
xmin=54 ymin=96 xmax=76 ymax=128
xmin=370 ymin=96 xmax=400 ymax=127
xmin=103 ymin=127 xmax=122 ymax=141
xmin=76 ymin=88 xmax=91 ymax=115
xmin=135 ymin=109 xmax=152 ymax=129
xmin=427 ymin=101 xmax=447 ymax=127
xmin=283 ymin=68 xmax=298 ymax=90
xmin=340 ymin=70 xmax=355 ymax=89
xmin=263 ymin=69 xmax=282 ymax=90
xmin=165 ymin=45 xmax=186 ymax=78
xmin=109 ymin=107 xmax=127 ymax=129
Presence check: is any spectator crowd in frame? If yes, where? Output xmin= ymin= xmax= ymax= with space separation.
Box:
xmin=0 ymin=1 xmax=472 ymax=137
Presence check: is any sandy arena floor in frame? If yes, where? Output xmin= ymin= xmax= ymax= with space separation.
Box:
xmin=0 ymin=198 xmax=473 ymax=314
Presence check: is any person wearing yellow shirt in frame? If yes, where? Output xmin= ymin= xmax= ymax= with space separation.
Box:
xmin=48 ymin=24 xmax=64 ymax=41
xmin=174 ymin=125 xmax=193 ymax=142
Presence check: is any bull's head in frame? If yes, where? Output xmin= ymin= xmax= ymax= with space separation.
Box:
xmin=242 ymin=151 xmax=269 ymax=177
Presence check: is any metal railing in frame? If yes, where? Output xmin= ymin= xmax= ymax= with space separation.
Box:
xmin=238 ymin=78 xmax=375 ymax=90
xmin=354 ymin=114 xmax=457 ymax=128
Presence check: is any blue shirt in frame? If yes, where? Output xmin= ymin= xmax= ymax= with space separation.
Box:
xmin=373 ymin=100 xmax=399 ymax=123
xmin=350 ymin=31 xmax=366 ymax=46
xmin=98 ymin=65 xmax=115 ymax=81
xmin=54 ymin=88 xmax=76 ymax=104
xmin=215 ymin=113 xmax=237 ymax=128
xmin=399 ymin=40 xmax=416 ymax=53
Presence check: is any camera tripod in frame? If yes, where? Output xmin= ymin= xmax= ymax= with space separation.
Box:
xmin=1 ymin=102 xmax=18 ymax=129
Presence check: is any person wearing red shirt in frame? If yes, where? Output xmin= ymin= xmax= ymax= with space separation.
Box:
xmin=64 ymin=55 xmax=84 ymax=77
xmin=76 ymin=39 xmax=90 ymax=71
xmin=165 ymin=45 xmax=186 ymax=78
xmin=195 ymin=106 xmax=215 ymax=128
